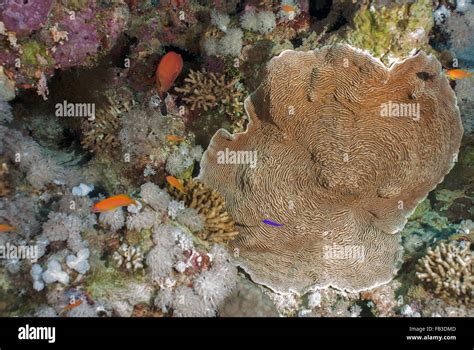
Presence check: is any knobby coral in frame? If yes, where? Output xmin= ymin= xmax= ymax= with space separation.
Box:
xmin=168 ymin=180 xmax=239 ymax=243
xmin=416 ymin=242 xmax=472 ymax=304
xmin=175 ymin=69 xmax=246 ymax=121
xmin=198 ymin=44 xmax=463 ymax=293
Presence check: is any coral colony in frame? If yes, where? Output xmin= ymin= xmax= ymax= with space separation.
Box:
xmin=0 ymin=0 xmax=472 ymax=320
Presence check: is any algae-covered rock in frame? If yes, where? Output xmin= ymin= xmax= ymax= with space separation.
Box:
xmin=331 ymin=0 xmax=433 ymax=62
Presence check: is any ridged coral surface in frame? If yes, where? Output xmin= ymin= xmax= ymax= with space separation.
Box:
xmin=198 ymin=44 xmax=463 ymax=293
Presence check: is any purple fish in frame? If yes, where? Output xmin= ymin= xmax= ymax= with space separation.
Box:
xmin=262 ymin=220 xmax=284 ymax=227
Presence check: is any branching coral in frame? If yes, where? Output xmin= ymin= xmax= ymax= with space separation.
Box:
xmin=168 ymin=180 xmax=239 ymax=243
xmin=81 ymin=97 xmax=123 ymax=154
xmin=198 ymin=44 xmax=463 ymax=293
xmin=175 ymin=69 xmax=246 ymax=121
xmin=416 ymin=242 xmax=473 ymax=304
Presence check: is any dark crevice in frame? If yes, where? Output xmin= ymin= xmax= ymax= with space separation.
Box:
xmin=310 ymin=0 xmax=333 ymax=19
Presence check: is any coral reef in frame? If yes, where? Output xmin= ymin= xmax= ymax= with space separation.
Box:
xmin=0 ymin=1 xmax=129 ymax=88
xmin=168 ymin=179 xmax=239 ymax=243
xmin=416 ymin=242 xmax=472 ymax=304
xmin=198 ymin=44 xmax=462 ymax=293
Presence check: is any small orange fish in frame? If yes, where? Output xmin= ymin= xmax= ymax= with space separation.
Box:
xmin=445 ymin=69 xmax=473 ymax=80
xmin=156 ymin=51 xmax=183 ymax=100
xmin=166 ymin=135 xmax=184 ymax=142
xmin=166 ymin=176 xmax=185 ymax=193
xmin=0 ymin=224 xmax=15 ymax=232
xmin=62 ymin=299 xmax=82 ymax=313
xmin=92 ymin=195 xmax=137 ymax=213
xmin=281 ymin=4 xmax=295 ymax=13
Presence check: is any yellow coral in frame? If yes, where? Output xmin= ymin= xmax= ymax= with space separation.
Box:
xmin=168 ymin=179 xmax=239 ymax=244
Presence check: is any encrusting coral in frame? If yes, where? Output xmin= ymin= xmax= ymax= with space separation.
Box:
xmin=168 ymin=179 xmax=239 ymax=244
xmin=198 ymin=44 xmax=463 ymax=293
xmin=175 ymin=69 xmax=246 ymax=121
xmin=416 ymin=242 xmax=473 ymax=304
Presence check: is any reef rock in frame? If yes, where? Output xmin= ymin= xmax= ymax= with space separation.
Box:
xmin=198 ymin=44 xmax=463 ymax=293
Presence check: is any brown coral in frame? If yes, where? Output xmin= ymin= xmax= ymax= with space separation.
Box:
xmin=198 ymin=44 xmax=463 ymax=293
xmin=175 ymin=69 xmax=246 ymax=121
xmin=168 ymin=180 xmax=239 ymax=243
xmin=81 ymin=97 xmax=123 ymax=154
xmin=416 ymin=242 xmax=473 ymax=304
xmin=0 ymin=160 xmax=11 ymax=197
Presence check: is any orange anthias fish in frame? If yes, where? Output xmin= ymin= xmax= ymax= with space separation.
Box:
xmin=0 ymin=224 xmax=15 ymax=232
xmin=91 ymin=195 xmax=137 ymax=213
xmin=445 ymin=69 xmax=473 ymax=80
xmin=156 ymin=51 xmax=183 ymax=100
xmin=166 ymin=135 xmax=184 ymax=142
xmin=61 ymin=299 xmax=82 ymax=313
xmin=281 ymin=4 xmax=295 ymax=13
xmin=166 ymin=176 xmax=185 ymax=193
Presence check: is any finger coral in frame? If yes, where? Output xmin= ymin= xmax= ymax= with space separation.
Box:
xmin=416 ymin=242 xmax=473 ymax=304
xmin=175 ymin=69 xmax=246 ymax=121
xmin=81 ymin=98 xmax=123 ymax=154
xmin=168 ymin=180 xmax=239 ymax=243
xmin=198 ymin=44 xmax=463 ymax=293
